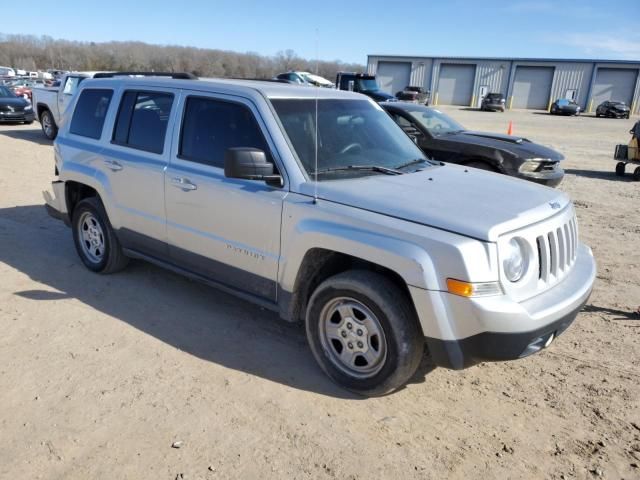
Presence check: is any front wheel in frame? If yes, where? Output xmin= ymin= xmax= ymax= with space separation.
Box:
xmin=615 ymin=162 xmax=626 ymax=176
xmin=633 ymin=167 xmax=640 ymax=181
xmin=40 ymin=110 xmax=58 ymax=140
xmin=72 ymin=197 xmax=129 ymax=273
xmin=306 ymin=270 xmax=423 ymax=396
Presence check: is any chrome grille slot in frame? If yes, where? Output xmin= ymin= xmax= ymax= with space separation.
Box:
xmin=548 ymin=231 xmax=558 ymax=277
xmin=556 ymin=227 xmax=565 ymax=270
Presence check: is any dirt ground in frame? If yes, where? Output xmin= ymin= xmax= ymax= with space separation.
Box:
xmin=0 ymin=107 xmax=639 ymax=480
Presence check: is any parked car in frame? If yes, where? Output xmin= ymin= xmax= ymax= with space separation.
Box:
xmin=596 ymin=101 xmax=630 ymax=119
xmin=396 ymin=86 xmax=430 ymax=105
xmin=382 ymin=102 xmax=564 ymax=187
xmin=0 ymin=85 xmax=34 ymax=124
xmin=550 ymin=98 xmax=581 ymax=116
xmin=44 ymin=74 xmax=595 ymax=396
xmin=274 ymin=71 xmax=334 ymax=88
xmin=481 ymin=93 xmax=506 ymax=112
xmin=8 ymin=78 xmax=44 ymax=102
xmin=0 ymin=66 xmax=16 ymax=78
xmin=335 ymin=72 xmax=396 ymax=102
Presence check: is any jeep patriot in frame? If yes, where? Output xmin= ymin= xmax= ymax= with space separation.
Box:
xmin=44 ymin=74 xmax=596 ymax=396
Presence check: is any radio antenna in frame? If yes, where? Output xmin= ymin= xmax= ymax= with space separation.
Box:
xmin=313 ymin=28 xmax=319 ymax=205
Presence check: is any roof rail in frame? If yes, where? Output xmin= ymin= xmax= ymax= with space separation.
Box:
xmin=92 ymin=72 xmax=197 ymax=80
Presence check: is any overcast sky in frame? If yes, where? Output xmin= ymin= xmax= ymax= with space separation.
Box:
xmin=3 ymin=0 xmax=639 ymax=63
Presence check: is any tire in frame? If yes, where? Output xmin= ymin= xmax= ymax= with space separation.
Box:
xmin=72 ymin=197 xmax=129 ymax=274
xmin=305 ymin=270 xmax=423 ymax=397
xmin=615 ymin=162 xmax=626 ymax=176
xmin=40 ymin=109 xmax=58 ymax=140
xmin=466 ymin=160 xmax=497 ymax=172
xmin=633 ymin=167 xmax=640 ymax=181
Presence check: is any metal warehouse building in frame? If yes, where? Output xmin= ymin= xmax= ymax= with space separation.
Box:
xmin=367 ymin=55 xmax=640 ymax=114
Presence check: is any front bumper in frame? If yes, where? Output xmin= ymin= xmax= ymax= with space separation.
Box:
xmin=517 ymin=167 xmax=564 ymax=187
xmin=482 ymin=103 xmax=505 ymax=111
xmin=0 ymin=111 xmax=35 ymax=122
xmin=610 ymin=110 xmax=629 ymax=118
xmin=43 ymin=180 xmax=70 ymax=226
xmin=410 ymin=243 xmax=596 ymax=369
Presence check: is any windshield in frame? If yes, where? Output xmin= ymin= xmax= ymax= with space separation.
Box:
xmin=272 ymin=99 xmax=427 ymax=179
xmin=355 ymin=78 xmax=380 ymax=92
xmin=406 ymin=107 xmax=465 ymax=135
xmin=0 ymin=86 xmax=17 ymax=98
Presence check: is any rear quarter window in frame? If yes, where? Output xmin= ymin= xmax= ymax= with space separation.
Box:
xmin=69 ymin=89 xmax=113 ymax=139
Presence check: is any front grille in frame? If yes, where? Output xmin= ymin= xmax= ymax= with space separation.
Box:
xmin=539 ymin=161 xmax=558 ymax=172
xmin=535 ymin=215 xmax=578 ymax=283
xmin=0 ymin=105 xmax=24 ymax=113
xmin=499 ymin=205 xmax=579 ymax=302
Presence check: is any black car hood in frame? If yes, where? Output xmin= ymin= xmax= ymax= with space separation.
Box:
xmin=612 ymin=104 xmax=630 ymax=111
xmin=435 ymin=130 xmax=564 ymax=161
xmin=0 ymin=97 xmax=29 ymax=108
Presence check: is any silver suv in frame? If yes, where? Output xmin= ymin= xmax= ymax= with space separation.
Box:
xmin=44 ymin=75 xmax=596 ymax=396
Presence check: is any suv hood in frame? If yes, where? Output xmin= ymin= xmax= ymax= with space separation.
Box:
xmin=438 ymin=130 xmax=564 ymax=161
xmin=300 ymin=164 xmax=569 ymax=242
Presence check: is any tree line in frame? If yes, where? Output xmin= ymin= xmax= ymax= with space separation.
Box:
xmin=0 ymin=34 xmax=364 ymax=81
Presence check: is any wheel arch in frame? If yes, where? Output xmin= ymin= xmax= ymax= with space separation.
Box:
xmin=62 ymin=172 xmax=120 ymax=228
xmin=280 ymin=247 xmax=420 ymax=324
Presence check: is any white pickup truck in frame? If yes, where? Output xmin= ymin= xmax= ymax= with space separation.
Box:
xmin=32 ymin=72 xmax=99 ymax=139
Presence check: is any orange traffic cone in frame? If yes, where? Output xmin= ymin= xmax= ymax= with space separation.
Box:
xmin=507 ymin=121 xmax=513 ymax=135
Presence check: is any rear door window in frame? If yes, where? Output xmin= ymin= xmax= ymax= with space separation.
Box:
xmin=179 ymin=97 xmax=270 ymax=168
xmin=69 ymin=89 xmax=113 ymax=139
xmin=112 ymin=91 xmax=174 ymax=154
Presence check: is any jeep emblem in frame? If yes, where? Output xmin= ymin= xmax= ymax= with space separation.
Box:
xmin=549 ymin=201 xmax=561 ymax=210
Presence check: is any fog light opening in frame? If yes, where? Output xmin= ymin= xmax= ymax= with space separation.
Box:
xmin=544 ymin=333 xmax=555 ymax=348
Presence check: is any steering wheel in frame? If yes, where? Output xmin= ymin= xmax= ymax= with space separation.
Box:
xmin=339 ymin=143 xmax=363 ymax=155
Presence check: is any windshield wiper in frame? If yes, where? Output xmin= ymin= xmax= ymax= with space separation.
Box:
xmin=312 ymin=165 xmax=403 ymax=176
xmin=395 ymin=158 xmax=432 ymax=170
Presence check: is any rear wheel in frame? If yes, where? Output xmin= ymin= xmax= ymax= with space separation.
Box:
xmin=40 ymin=110 xmax=58 ymax=140
xmin=633 ymin=167 xmax=640 ymax=181
xmin=306 ymin=270 xmax=423 ymax=396
xmin=72 ymin=197 xmax=129 ymax=273
xmin=615 ymin=162 xmax=626 ymax=176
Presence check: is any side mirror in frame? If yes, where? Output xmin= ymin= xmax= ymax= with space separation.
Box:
xmin=224 ymin=148 xmax=283 ymax=187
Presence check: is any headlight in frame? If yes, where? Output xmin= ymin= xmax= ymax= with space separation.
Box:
xmin=503 ymin=237 xmax=528 ymax=282
xmin=519 ymin=159 xmax=542 ymax=173
xmin=24 ymin=105 xmax=32 ymax=111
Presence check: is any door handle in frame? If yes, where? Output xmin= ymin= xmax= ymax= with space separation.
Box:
xmin=104 ymin=159 xmax=123 ymax=171
xmin=171 ymin=177 xmax=197 ymax=191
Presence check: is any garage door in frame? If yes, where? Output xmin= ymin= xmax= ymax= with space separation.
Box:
xmin=591 ymin=68 xmax=638 ymax=106
xmin=376 ymin=61 xmax=412 ymax=95
xmin=511 ymin=66 xmax=554 ymax=109
xmin=437 ymin=64 xmax=475 ymax=105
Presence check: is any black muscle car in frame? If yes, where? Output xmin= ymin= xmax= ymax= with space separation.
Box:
xmin=382 ymin=102 xmax=564 ymax=187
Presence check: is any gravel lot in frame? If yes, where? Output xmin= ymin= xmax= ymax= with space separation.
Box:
xmin=0 ymin=108 xmax=639 ymax=480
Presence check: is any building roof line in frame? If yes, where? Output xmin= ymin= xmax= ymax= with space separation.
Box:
xmin=366 ymin=54 xmax=640 ymax=65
